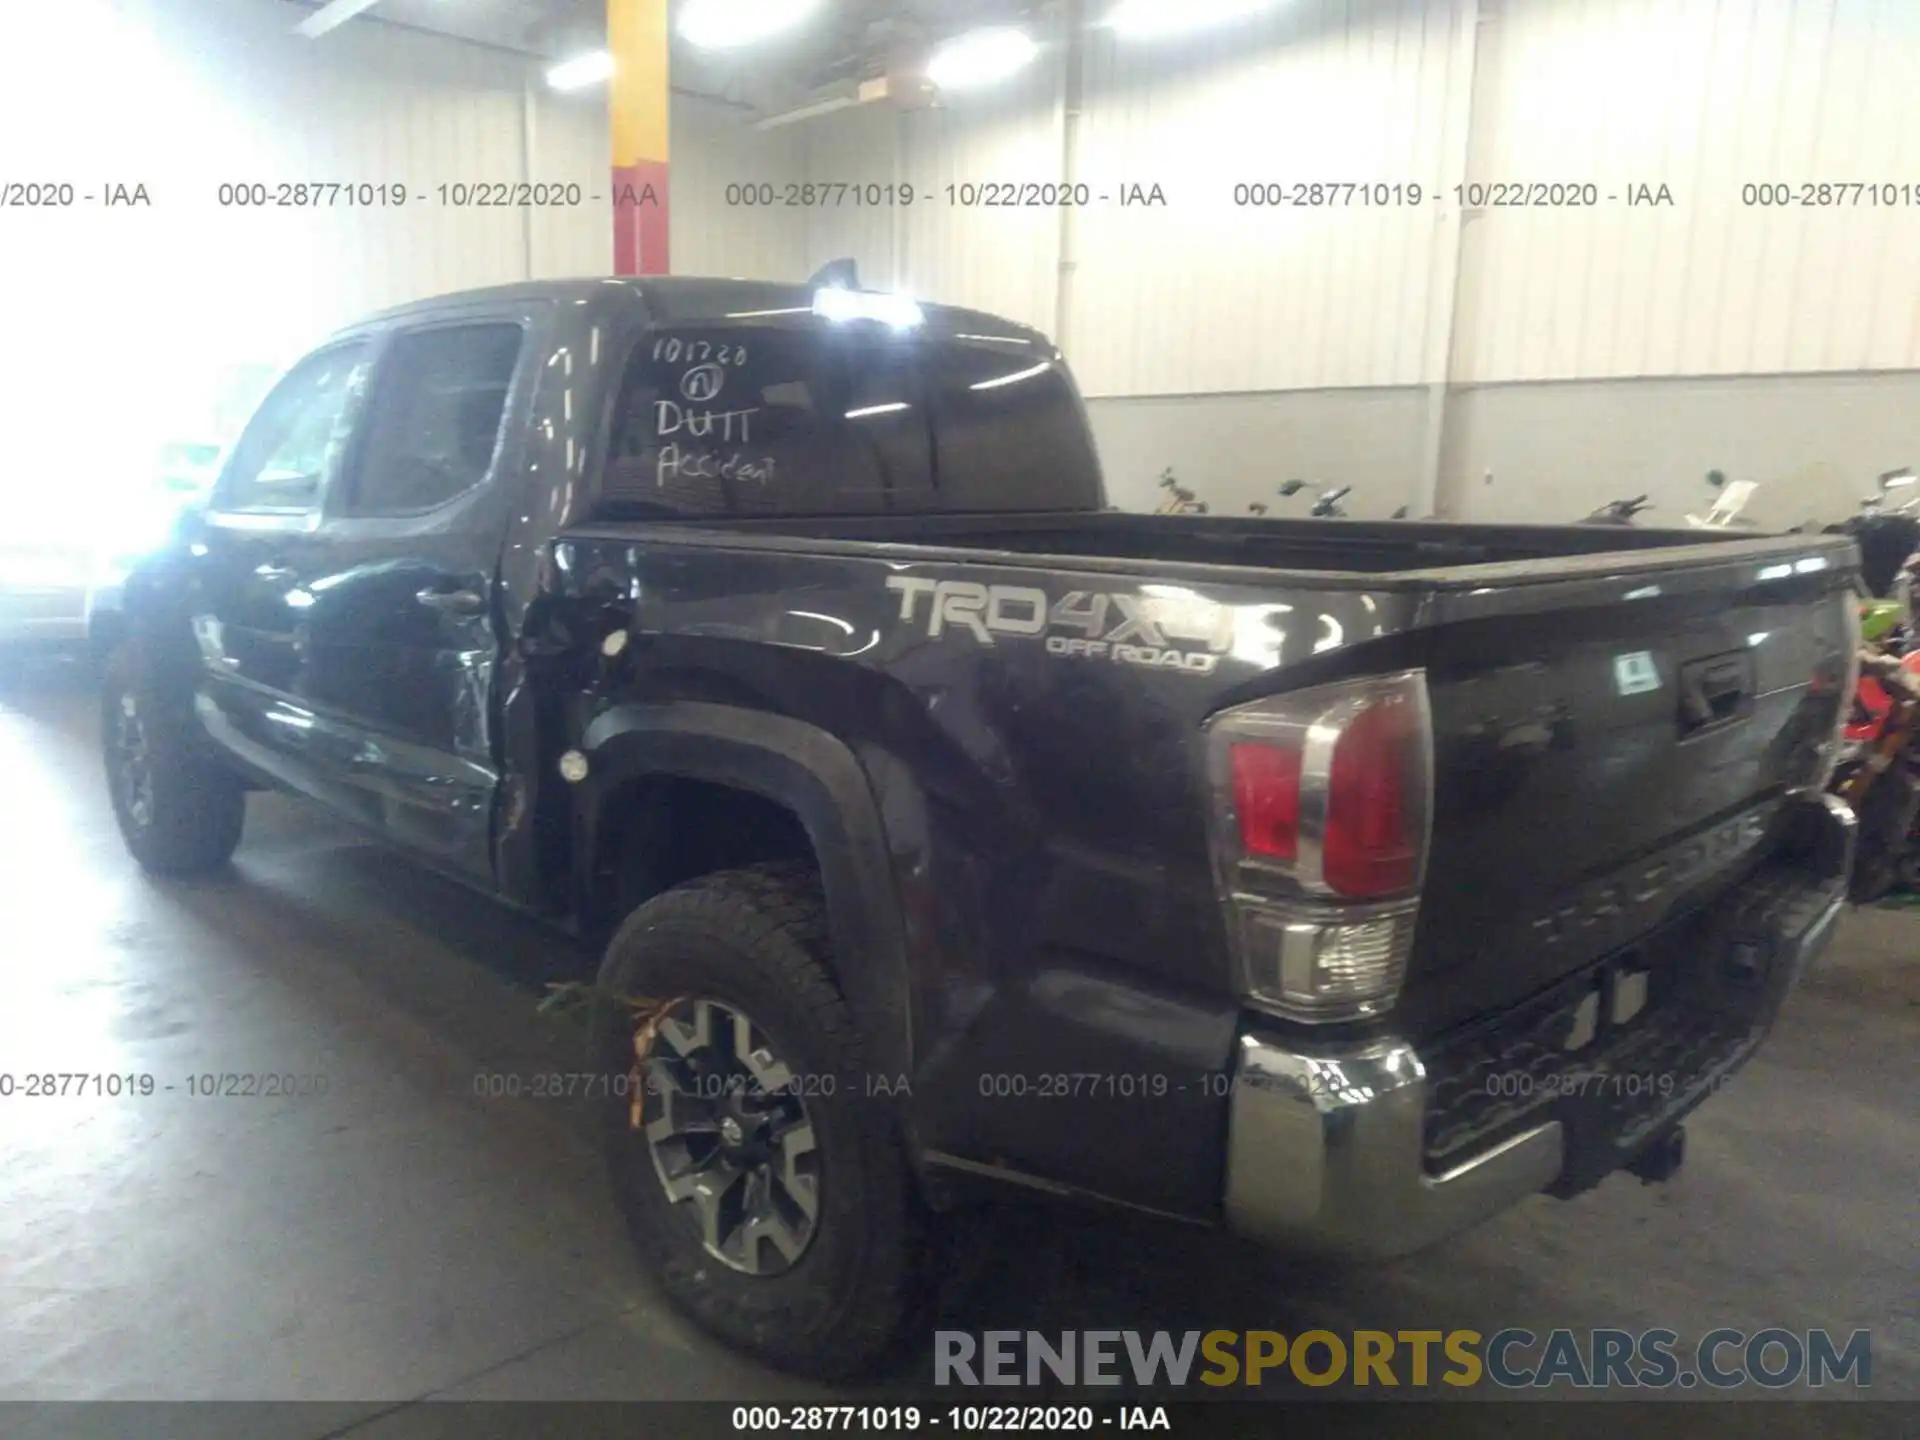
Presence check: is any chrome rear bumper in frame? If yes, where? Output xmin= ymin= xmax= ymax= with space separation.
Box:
xmin=1223 ymin=792 xmax=1853 ymax=1258
xmin=1224 ymin=1035 xmax=1563 ymax=1257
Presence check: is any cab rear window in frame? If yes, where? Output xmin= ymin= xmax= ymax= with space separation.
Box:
xmin=603 ymin=326 xmax=931 ymax=517
xmin=600 ymin=318 xmax=1101 ymax=518
xmin=922 ymin=331 xmax=1103 ymax=513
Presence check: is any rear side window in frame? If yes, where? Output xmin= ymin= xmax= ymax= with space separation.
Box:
xmin=604 ymin=326 xmax=931 ymax=516
xmin=219 ymin=343 xmax=371 ymax=514
xmin=924 ymin=335 xmax=1102 ymax=512
xmin=345 ymin=323 xmax=523 ymax=515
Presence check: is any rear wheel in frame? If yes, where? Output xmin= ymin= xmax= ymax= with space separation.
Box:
xmin=593 ymin=863 xmax=929 ymax=1378
xmin=101 ymin=643 xmax=245 ymax=875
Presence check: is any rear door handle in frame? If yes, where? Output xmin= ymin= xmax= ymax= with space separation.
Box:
xmin=416 ymin=586 xmax=486 ymax=616
xmin=253 ymin=563 xmax=298 ymax=584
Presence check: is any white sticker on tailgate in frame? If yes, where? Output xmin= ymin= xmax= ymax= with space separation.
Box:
xmin=1613 ymin=651 xmax=1662 ymax=696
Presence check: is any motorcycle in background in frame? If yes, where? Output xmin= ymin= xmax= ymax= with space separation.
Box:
xmin=1809 ymin=469 xmax=1920 ymax=901
xmin=1153 ymin=467 xmax=1209 ymax=515
xmin=1833 ymin=646 xmax=1920 ymax=902
xmin=1828 ymin=467 xmax=1919 ymax=604
xmin=1277 ymin=478 xmax=1353 ymax=518
xmin=1578 ymin=471 xmax=1762 ymax=529
xmin=1582 ymin=493 xmax=1653 ymax=525
xmin=1686 ymin=470 xmax=1760 ymax=528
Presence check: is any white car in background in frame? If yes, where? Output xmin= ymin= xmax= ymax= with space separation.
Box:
xmin=0 ymin=441 xmax=222 ymax=666
xmin=0 ymin=539 xmax=94 ymax=648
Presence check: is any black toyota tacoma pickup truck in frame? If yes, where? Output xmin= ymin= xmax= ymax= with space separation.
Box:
xmin=105 ymin=274 xmax=1860 ymax=1377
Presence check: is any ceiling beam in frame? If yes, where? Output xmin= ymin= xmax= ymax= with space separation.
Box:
xmin=294 ymin=0 xmax=385 ymax=39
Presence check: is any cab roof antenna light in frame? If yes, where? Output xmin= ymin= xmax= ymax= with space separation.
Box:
xmin=812 ymin=288 xmax=925 ymax=329
xmin=809 ymin=262 xmax=924 ymax=329
xmin=809 ymin=259 xmax=861 ymax=290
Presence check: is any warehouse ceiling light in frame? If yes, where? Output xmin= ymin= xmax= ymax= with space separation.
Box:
xmin=547 ymin=50 xmax=614 ymax=90
xmin=679 ymin=0 xmax=825 ymax=50
xmin=1104 ymin=0 xmax=1277 ymax=38
xmin=927 ymin=27 xmax=1039 ymax=91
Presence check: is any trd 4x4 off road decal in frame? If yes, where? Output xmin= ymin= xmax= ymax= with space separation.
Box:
xmin=885 ymin=576 xmax=1231 ymax=675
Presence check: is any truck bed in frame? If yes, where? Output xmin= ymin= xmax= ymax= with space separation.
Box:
xmin=577 ymin=509 xmax=1835 ymax=585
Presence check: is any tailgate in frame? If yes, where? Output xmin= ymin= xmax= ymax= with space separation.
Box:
xmin=1399 ymin=541 xmax=1857 ymax=1035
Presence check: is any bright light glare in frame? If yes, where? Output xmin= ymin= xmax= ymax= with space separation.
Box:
xmin=970 ymin=361 xmax=1053 ymax=391
xmin=813 ymin=288 xmax=925 ymax=329
xmin=0 ymin=551 xmax=91 ymax=589
xmin=546 ymin=51 xmax=614 ymax=90
xmin=1104 ymin=0 xmax=1276 ymax=38
xmin=927 ymin=28 xmax=1039 ymax=90
xmin=679 ymin=0 xmax=824 ymax=50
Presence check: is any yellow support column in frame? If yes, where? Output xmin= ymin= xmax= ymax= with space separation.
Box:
xmin=608 ymin=0 xmax=669 ymax=274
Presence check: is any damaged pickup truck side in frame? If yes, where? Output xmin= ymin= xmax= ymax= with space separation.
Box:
xmin=106 ymin=275 xmax=1859 ymax=1376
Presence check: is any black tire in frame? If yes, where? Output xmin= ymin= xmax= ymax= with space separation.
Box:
xmin=593 ymin=863 xmax=929 ymax=1378
xmin=101 ymin=642 xmax=245 ymax=875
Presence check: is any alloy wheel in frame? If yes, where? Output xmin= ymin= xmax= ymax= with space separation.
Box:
xmin=637 ymin=997 xmax=821 ymax=1275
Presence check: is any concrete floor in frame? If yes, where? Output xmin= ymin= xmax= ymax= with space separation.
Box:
xmin=1 ymin=652 xmax=1914 ymax=1419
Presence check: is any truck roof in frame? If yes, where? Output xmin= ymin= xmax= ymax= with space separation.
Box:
xmin=345 ymin=275 xmax=1049 ymax=347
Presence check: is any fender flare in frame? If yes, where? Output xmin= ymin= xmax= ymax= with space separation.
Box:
xmin=577 ymin=701 xmax=914 ymax=1087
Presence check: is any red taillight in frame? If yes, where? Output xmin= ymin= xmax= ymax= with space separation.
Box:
xmin=1204 ymin=671 xmax=1432 ymax=1023
xmin=1323 ymin=695 xmax=1420 ymax=897
xmin=1205 ymin=673 xmax=1432 ymax=903
xmin=1231 ymin=741 xmax=1301 ymax=860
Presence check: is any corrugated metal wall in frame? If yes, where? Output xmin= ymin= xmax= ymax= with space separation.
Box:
xmin=1458 ymin=0 xmax=1920 ymax=383
xmin=145 ymin=0 xmax=572 ymax=353
xmin=1073 ymin=0 xmax=1463 ymax=396
xmin=675 ymin=100 xmax=809 ymax=281
xmin=787 ymin=0 xmax=1920 ymax=395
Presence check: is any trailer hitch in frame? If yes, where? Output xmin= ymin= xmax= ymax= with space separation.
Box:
xmin=1625 ymin=1124 xmax=1687 ymax=1185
